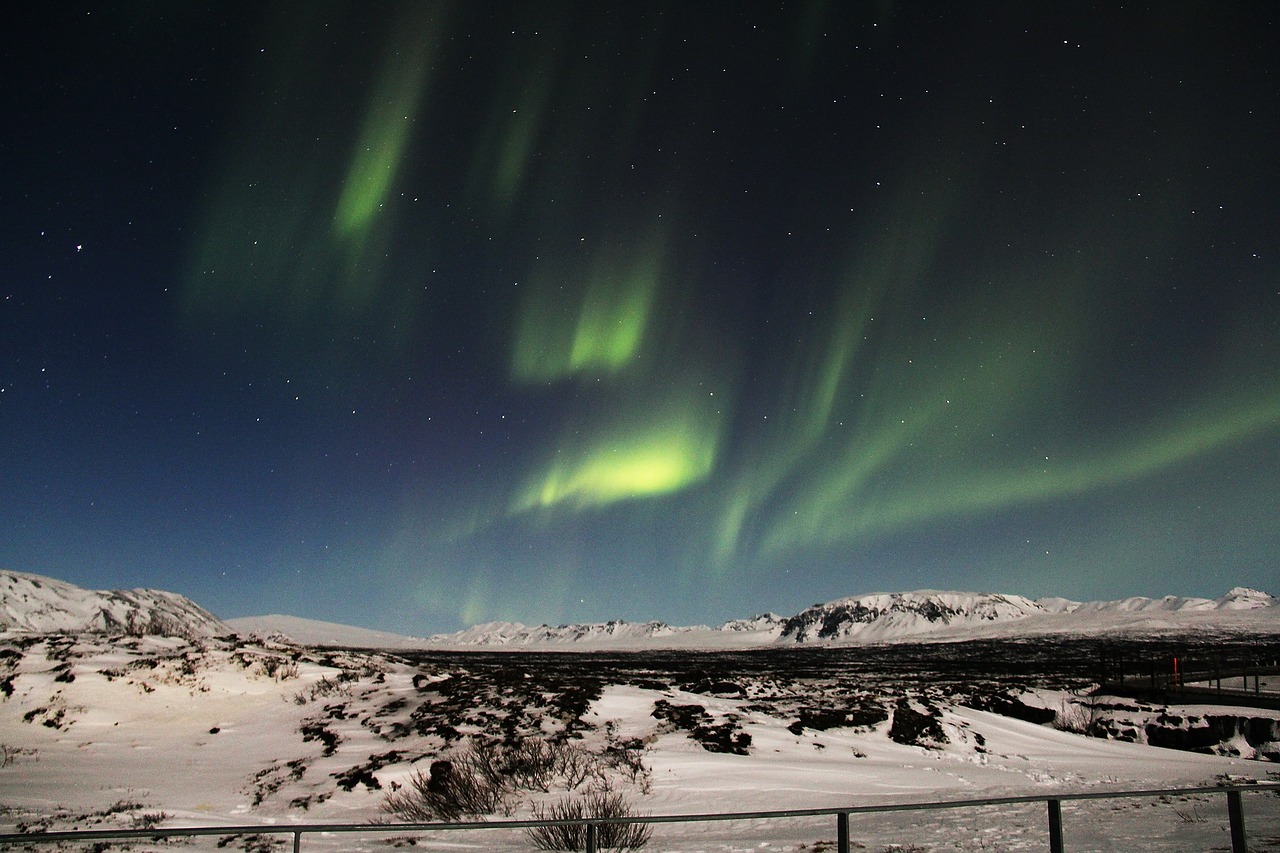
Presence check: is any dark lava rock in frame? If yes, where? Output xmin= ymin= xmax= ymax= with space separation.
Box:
xmin=888 ymin=699 xmax=949 ymax=748
xmin=789 ymin=705 xmax=889 ymax=735
xmin=686 ymin=679 xmax=745 ymax=697
xmin=652 ymin=699 xmax=752 ymax=755
xmin=965 ymin=691 xmax=1056 ymax=725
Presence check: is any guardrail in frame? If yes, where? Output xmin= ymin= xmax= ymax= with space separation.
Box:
xmin=1 ymin=782 xmax=1276 ymax=853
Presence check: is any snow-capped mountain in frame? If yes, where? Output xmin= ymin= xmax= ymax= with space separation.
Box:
xmin=719 ymin=613 xmax=788 ymax=634
xmin=4 ymin=568 xmax=1276 ymax=648
xmin=0 ymin=570 xmax=228 ymax=638
xmin=1041 ymin=587 xmax=1276 ymax=614
xmin=780 ymin=591 xmax=1047 ymax=643
xmin=415 ymin=589 xmax=1277 ymax=649
xmin=432 ymin=619 xmax=716 ymax=646
xmin=420 ymin=613 xmax=795 ymax=648
xmin=419 ymin=588 xmax=1277 ymax=649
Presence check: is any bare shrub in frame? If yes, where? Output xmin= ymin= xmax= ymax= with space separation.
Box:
xmin=1053 ymin=690 xmax=1103 ymax=735
xmin=1167 ymin=795 xmax=1209 ymax=823
xmin=605 ymin=752 xmax=650 ymax=794
xmin=469 ymin=738 xmax=560 ymax=793
xmin=1 ymin=743 xmax=37 ymax=767
xmin=382 ymin=737 xmax=650 ymax=824
xmin=526 ymin=790 xmax=651 ymax=851
xmin=292 ymin=674 xmax=352 ymax=705
xmin=600 ymin=727 xmax=651 ymax=794
xmin=95 ymin=798 xmax=147 ymax=817
xmin=217 ymin=833 xmax=284 ymax=852
xmin=251 ymin=654 xmax=301 ymax=682
xmin=130 ymin=811 xmax=170 ymax=830
xmin=382 ymin=758 xmax=509 ymax=821
xmin=555 ymin=742 xmax=607 ymax=791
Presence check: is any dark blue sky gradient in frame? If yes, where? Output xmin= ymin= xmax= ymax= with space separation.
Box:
xmin=2 ymin=2 xmax=1277 ymax=634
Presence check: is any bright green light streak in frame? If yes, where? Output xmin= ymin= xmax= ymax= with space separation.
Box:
xmin=490 ymin=63 xmax=556 ymax=212
xmin=512 ymin=232 xmax=665 ymax=382
xmin=709 ymin=283 xmax=877 ymax=565
xmin=462 ymin=20 xmax=570 ymax=215
xmin=754 ymin=285 xmax=1083 ymax=555
xmin=767 ymin=382 xmax=1280 ymax=553
xmin=333 ymin=112 xmax=411 ymax=239
xmin=332 ymin=20 xmax=435 ymax=242
xmin=517 ymin=422 xmax=717 ymax=512
xmin=492 ymin=105 xmax=544 ymax=210
xmin=458 ymin=572 xmax=494 ymax=628
xmin=567 ymin=266 xmax=656 ymax=372
xmin=514 ymin=389 xmax=722 ymax=513
xmin=709 ymin=179 xmax=947 ymax=566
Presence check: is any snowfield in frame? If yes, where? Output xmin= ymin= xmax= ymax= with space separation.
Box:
xmin=2 ymin=631 xmax=1279 ymax=852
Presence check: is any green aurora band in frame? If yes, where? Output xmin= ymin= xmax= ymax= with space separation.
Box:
xmin=331 ymin=12 xmax=438 ymax=247
xmin=511 ymin=229 xmax=667 ymax=383
xmin=170 ymin=4 xmax=1277 ymax=627
xmin=513 ymin=391 xmax=723 ymax=513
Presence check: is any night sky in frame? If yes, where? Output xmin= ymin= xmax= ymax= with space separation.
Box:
xmin=2 ymin=3 xmax=1277 ymax=635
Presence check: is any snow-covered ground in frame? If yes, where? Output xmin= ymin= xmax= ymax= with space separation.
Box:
xmin=2 ymin=632 xmax=1278 ymax=852
xmin=2 ymin=571 xmax=1278 ymax=850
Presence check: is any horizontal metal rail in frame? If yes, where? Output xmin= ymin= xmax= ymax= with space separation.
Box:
xmin=1 ymin=782 xmax=1276 ymax=852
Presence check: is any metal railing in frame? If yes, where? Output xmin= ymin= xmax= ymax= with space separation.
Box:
xmin=1 ymin=782 xmax=1275 ymax=852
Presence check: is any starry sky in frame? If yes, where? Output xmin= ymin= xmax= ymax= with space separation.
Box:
xmin=2 ymin=2 xmax=1277 ymax=635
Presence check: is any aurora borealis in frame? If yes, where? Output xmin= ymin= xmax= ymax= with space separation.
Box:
xmin=2 ymin=3 xmax=1276 ymax=634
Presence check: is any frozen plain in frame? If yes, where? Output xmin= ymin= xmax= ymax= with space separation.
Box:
xmin=2 ymin=630 xmax=1279 ymax=853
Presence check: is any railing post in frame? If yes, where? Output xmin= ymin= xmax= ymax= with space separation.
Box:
xmin=1047 ymin=798 xmax=1064 ymax=853
xmin=585 ymin=822 xmax=597 ymax=853
xmin=836 ymin=811 xmax=850 ymax=853
xmin=1227 ymin=790 xmax=1247 ymax=853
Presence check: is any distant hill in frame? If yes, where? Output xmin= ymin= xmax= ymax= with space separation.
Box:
xmin=3 ymin=569 xmax=1276 ymax=647
xmin=0 ymin=570 xmax=228 ymax=638
xmin=223 ymin=614 xmax=431 ymax=649
xmin=413 ymin=587 xmax=1277 ymax=649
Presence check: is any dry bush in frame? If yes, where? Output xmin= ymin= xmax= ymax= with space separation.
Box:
xmin=382 ymin=758 xmax=509 ymax=821
xmin=526 ymin=790 xmax=651 ymax=851
xmin=0 ymin=743 xmax=37 ymax=767
xmin=382 ymin=737 xmax=650 ymax=823
xmin=470 ymin=738 xmax=561 ymax=793
xmin=1053 ymin=690 xmax=1103 ymax=735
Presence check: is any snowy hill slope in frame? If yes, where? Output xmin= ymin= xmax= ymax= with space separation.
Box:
xmin=225 ymin=614 xmax=432 ymax=649
xmin=0 ymin=570 xmax=228 ymax=637
xmin=780 ymin=590 xmax=1047 ymax=642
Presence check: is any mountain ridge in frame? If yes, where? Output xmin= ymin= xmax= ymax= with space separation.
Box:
xmin=2 ymin=569 xmax=1275 ymax=647
xmin=233 ymin=586 xmax=1278 ymax=649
